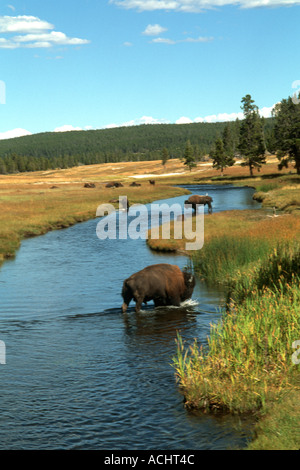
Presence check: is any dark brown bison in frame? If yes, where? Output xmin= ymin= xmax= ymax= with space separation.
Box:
xmin=105 ymin=181 xmax=124 ymax=188
xmin=84 ymin=183 xmax=96 ymax=188
xmin=121 ymin=264 xmax=195 ymax=313
xmin=130 ymin=181 xmax=141 ymax=187
xmin=149 ymin=179 xmax=155 ymax=185
xmin=184 ymin=194 xmax=213 ymax=214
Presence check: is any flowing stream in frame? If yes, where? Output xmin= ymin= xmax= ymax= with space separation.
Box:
xmin=0 ymin=184 xmax=260 ymax=450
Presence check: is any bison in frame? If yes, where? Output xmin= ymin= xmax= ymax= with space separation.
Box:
xmin=130 ymin=181 xmax=141 ymax=187
xmin=184 ymin=194 xmax=213 ymax=214
xmin=121 ymin=263 xmax=195 ymax=313
xmin=149 ymin=179 xmax=155 ymax=185
xmin=105 ymin=181 xmax=124 ymax=188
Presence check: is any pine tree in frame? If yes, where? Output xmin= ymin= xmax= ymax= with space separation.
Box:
xmin=161 ymin=147 xmax=169 ymax=168
xmin=238 ymin=94 xmax=266 ymax=176
xmin=273 ymin=95 xmax=300 ymax=175
xmin=210 ymin=137 xmax=235 ymax=176
xmin=183 ymin=140 xmax=196 ymax=171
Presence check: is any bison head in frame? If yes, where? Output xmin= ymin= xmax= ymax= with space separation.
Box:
xmin=181 ymin=270 xmax=195 ymax=301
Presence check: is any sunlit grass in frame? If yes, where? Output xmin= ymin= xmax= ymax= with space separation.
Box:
xmin=0 ymin=179 xmax=189 ymax=264
xmin=173 ymin=245 xmax=300 ymax=414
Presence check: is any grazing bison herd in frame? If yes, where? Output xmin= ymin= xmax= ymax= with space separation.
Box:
xmin=82 ymin=180 xmax=155 ymax=189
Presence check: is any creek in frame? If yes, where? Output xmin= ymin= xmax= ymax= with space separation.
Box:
xmin=0 ymin=184 xmax=259 ymax=449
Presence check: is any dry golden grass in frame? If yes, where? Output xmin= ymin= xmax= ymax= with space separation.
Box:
xmin=147 ymin=209 xmax=300 ymax=254
xmin=0 ymin=165 xmax=190 ymax=264
xmin=0 ymin=155 xmax=298 ymax=264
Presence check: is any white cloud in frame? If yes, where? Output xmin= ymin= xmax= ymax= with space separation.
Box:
xmin=121 ymin=115 xmax=170 ymax=126
xmin=0 ymin=15 xmax=90 ymax=49
xmin=182 ymin=105 xmax=276 ymax=124
xmin=152 ymin=37 xmax=176 ymax=44
xmin=259 ymin=104 xmax=277 ymax=118
xmin=176 ymin=116 xmax=194 ymax=124
xmin=0 ymin=15 xmax=53 ymax=33
xmin=0 ymin=128 xmax=32 ymax=140
xmin=54 ymin=125 xmax=83 ymax=132
xmin=110 ymin=0 xmax=300 ymax=12
xmin=151 ymin=35 xmax=213 ymax=44
xmin=105 ymin=116 xmax=170 ymax=128
xmin=13 ymin=31 xmax=90 ymax=47
xmin=195 ymin=112 xmax=244 ymax=122
xmin=142 ymin=24 xmax=167 ymax=36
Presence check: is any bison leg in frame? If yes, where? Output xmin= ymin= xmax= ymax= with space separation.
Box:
xmin=135 ymin=298 xmax=143 ymax=313
xmin=121 ymin=288 xmax=133 ymax=313
xmin=122 ymin=299 xmax=134 ymax=313
xmin=167 ymin=295 xmax=181 ymax=307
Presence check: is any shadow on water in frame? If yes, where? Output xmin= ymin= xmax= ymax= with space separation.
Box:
xmin=0 ymin=184 xmax=259 ymax=450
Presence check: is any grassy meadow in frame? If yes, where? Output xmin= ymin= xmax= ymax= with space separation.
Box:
xmin=0 ymin=160 xmax=192 ymax=265
xmin=0 ymin=155 xmax=299 ymax=449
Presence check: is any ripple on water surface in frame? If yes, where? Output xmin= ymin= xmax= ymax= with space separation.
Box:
xmin=0 ymin=185 xmax=259 ymax=449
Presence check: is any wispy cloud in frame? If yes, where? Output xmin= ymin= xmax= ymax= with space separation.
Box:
xmin=105 ymin=116 xmax=170 ymax=128
xmin=0 ymin=15 xmax=90 ymax=49
xmin=110 ymin=0 xmax=300 ymax=13
xmin=151 ymin=35 xmax=213 ymax=44
xmin=178 ymin=104 xmax=276 ymax=123
xmin=151 ymin=37 xmax=176 ymax=44
xmin=142 ymin=24 xmax=168 ymax=36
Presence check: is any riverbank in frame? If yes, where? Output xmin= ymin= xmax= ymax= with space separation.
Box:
xmin=146 ymin=182 xmax=299 ymax=449
xmin=173 ymin=243 xmax=300 ymax=449
xmin=145 ymin=166 xmax=300 ymax=449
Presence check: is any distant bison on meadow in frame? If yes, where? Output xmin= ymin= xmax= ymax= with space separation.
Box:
xmin=105 ymin=181 xmax=124 ymax=188
xmin=121 ymin=263 xmax=195 ymax=313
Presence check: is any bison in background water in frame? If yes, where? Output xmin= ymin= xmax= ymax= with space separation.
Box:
xmin=121 ymin=264 xmax=195 ymax=313
xmin=184 ymin=194 xmax=213 ymax=214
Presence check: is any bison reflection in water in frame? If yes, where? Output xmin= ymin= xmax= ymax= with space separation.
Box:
xmin=184 ymin=194 xmax=213 ymax=214
xmin=121 ymin=264 xmax=195 ymax=313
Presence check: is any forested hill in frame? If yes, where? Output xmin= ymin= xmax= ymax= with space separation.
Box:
xmin=0 ymin=119 xmax=275 ymax=174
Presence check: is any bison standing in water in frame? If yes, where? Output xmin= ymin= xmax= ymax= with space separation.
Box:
xmin=184 ymin=194 xmax=213 ymax=214
xmin=121 ymin=264 xmax=195 ymax=313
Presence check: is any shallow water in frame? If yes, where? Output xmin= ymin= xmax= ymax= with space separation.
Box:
xmin=0 ymin=185 xmax=259 ymax=450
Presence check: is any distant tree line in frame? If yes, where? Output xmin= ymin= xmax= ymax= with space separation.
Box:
xmin=0 ymin=122 xmax=232 ymax=174
xmin=0 ymin=105 xmax=291 ymax=175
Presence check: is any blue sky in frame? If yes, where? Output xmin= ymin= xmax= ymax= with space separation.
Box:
xmin=0 ymin=0 xmax=300 ymax=139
